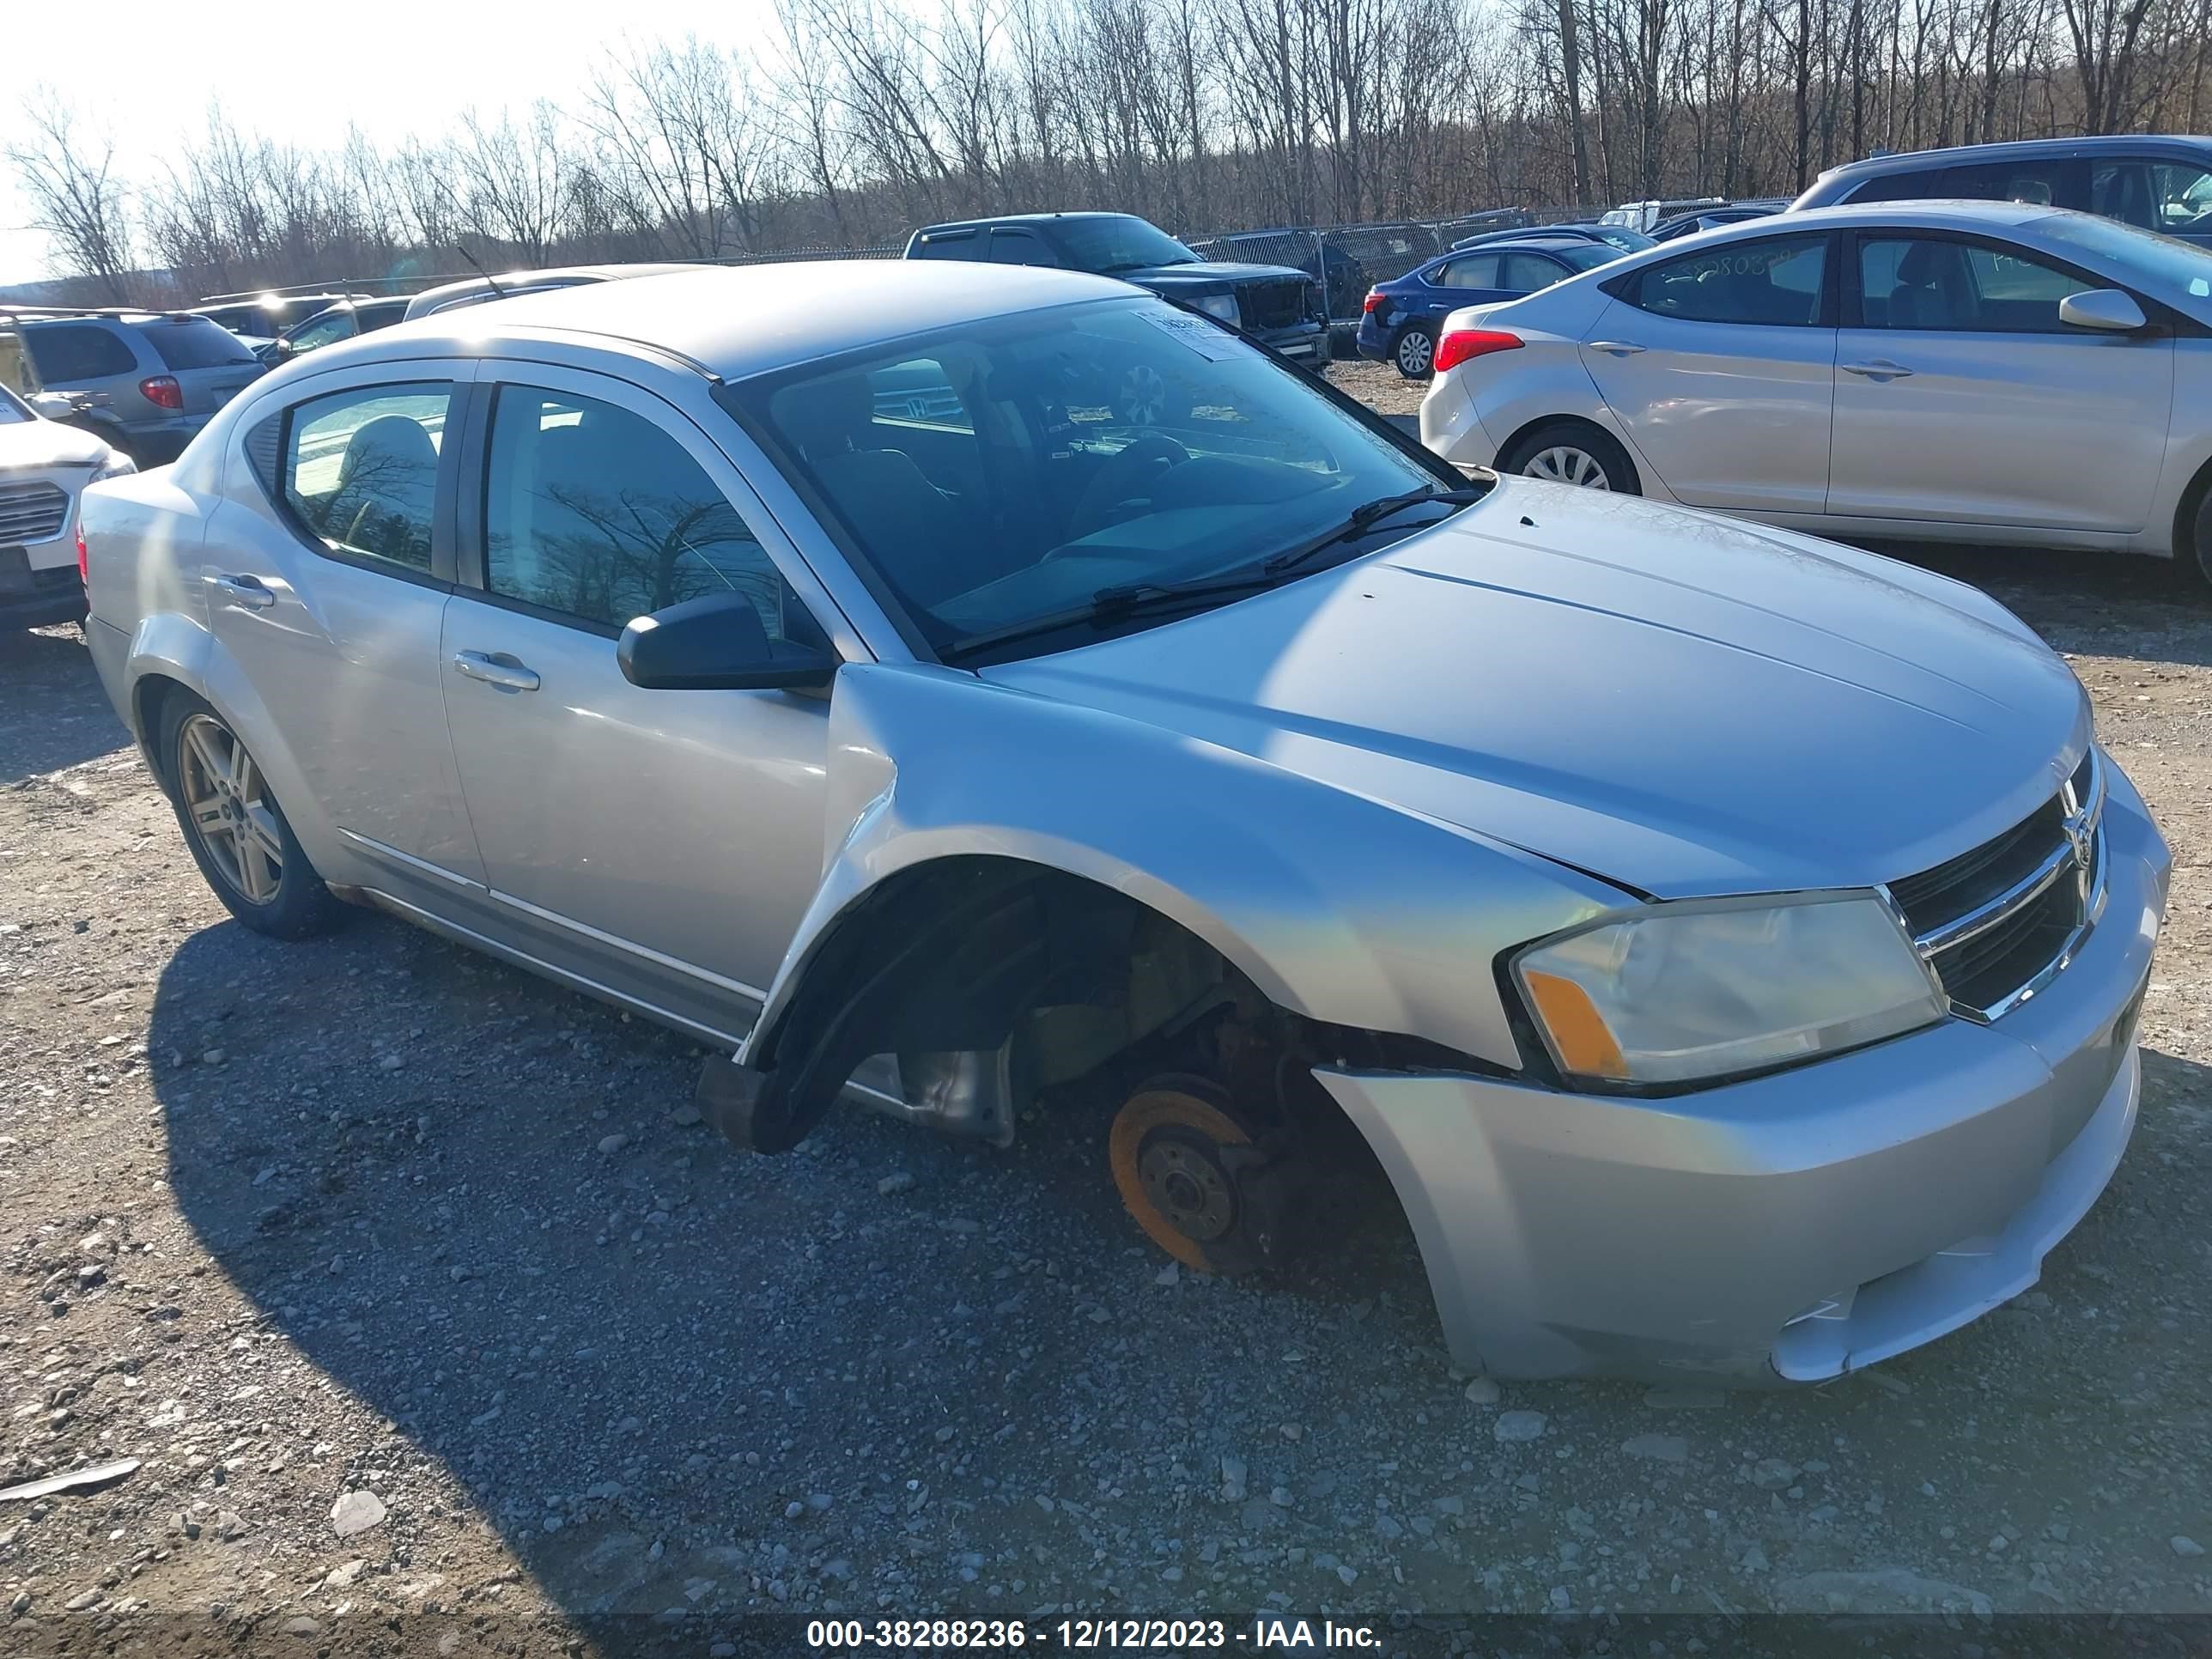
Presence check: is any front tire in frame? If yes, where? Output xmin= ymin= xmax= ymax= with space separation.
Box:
xmin=1392 ymin=325 xmax=1436 ymax=380
xmin=158 ymin=692 xmax=345 ymax=939
xmin=1498 ymin=422 xmax=1641 ymax=495
xmin=2181 ymin=483 xmax=2212 ymax=592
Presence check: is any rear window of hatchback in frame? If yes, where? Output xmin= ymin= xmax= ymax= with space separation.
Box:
xmin=148 ymin=318 xmax=261 ymax=371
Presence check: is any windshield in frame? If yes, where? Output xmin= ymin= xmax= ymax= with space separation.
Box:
xmin=730 ymin=297 xmax=1453 ymax=661
xmin=1051 ymin=216 xmax=1201 ymax=273
xmin=2039 ymin=211 xmax=2212 ymax=314
xmin=1596 ymin=228 xmax=1658 ymax=253
xmin=0 ymin=383 xmax=30 ymax=423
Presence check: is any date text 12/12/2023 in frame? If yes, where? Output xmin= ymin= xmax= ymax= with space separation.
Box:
xmin=804 ymin=1617 xmax=1384 ymax=1649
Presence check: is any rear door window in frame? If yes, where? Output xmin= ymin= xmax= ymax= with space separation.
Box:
xmin=1942 ymin=157 xmax=2087 ymax=210
xmin=1502 ymin=252 xmax=1568 ymax=293
xmin=1843 ymin=167 xmax=1958 ymax=204
xmin=280 ymin=382 xmax=453 ymax=574
xmin=988 ymin=229 xmax=1060 ymax=267
xmin=1619 ymin=234 xmax=1829 ymax=325
xmin=148 ymin=318 xmax=262 ymax=370
xmin=25 ymin=324 xmax=137 ymax=382
xmin=911 ymin=230 xmax=982 ymax=261
xmin=1431 ymin=253 xmax=1500 ymax=288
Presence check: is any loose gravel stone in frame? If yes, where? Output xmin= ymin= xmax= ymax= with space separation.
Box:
xmin=330 ymin=1491 xmax=386 ymax=1538
xmin=1493 ymin=1411 xmax=1547 ymax=1443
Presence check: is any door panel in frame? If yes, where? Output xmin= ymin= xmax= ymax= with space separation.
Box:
xmin=1826 ymin=233 xmax=2173 ymax=530
xmin=1577 ymin=301 xmax=1836 ymax=514
xmin=440 ymin=368 xmax=837 ymax=1029
xmin=201 ymin=373 xmax=481 ymax=896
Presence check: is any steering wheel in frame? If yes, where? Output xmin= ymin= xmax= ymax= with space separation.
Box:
xmin=1066 ymin=435 xmax=1192 ymax=543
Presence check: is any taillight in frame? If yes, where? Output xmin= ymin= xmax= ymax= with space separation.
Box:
xmin=1433 ymin=329 xmax=1524 ymax=374
xmin=1362 ymin=289 xmax=1389 ymax=314
xmin=76 ymin=522 xmax=89 ymax=588
xmin=139 ymin=375 xmax=183 ymax=410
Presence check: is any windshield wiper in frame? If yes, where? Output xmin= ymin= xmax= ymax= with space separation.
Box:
xmin=939 ymin=485 xmax=1487 ymax=665
xmin=939 ymin=568 xmax=1281 ymax=663
xmin=1258 ymin=484 xmax=1491 ymax=579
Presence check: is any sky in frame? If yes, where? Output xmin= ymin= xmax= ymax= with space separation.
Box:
xmin=1 ymin=0 xmax=784 ymax=285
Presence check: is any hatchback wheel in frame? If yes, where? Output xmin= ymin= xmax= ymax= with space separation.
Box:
xmin=161 ymin=693 xmax=345 ymax=939
xmin=1498 ymin=421 xmax=1641 ymax=495
xmin=1393 ymin=325 xmax=1436 ymax=380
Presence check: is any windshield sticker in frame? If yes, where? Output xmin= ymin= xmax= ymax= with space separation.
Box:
xmin=1139 ymin=309 xmax=1238 ymax=361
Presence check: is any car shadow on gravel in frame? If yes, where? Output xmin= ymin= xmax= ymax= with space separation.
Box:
xmin=0 ymin=626 xmax=130 ymax=782
xmin=142 ymin=909 xmax=1444 ymax=1625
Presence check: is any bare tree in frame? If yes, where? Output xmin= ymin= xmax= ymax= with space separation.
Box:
xmin=8 ymin=92 xmax=136 ymax=301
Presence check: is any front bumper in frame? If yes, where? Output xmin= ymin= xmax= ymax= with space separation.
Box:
xmin=1320 ymin=766 xmax=2169 ymax=1382
xmin=2 ymin=538 xmax=87 ymax=629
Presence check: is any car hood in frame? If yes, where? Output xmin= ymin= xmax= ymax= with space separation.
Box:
xmin=1126 ymin=261 xmax=1310 ymax=289
xmin=0 ymin=417 xmax=110 ymax=469
xmin=984 ymin=480 xmax=2090 ymax=899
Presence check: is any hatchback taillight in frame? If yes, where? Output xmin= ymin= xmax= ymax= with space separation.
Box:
xmin=1362 ymin=289 xmax=1389 ymax=314
xmin=139 ymin=375 xmax=183 ymax=410
xmin=1433 ymin=328 xmax=1524 ymax=374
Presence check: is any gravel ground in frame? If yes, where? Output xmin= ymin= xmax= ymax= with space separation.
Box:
xmin=3 ymin=466 xmax=2209 ymax=1651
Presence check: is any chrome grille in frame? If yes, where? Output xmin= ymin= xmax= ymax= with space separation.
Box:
xmin=0 ymin=479 xmax=71 ymax=546
xmin=1885 ymin=750 xmax=2105 ymax=1022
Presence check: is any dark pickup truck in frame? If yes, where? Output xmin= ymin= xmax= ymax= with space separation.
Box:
xmin=904 ymin=212 xmax=1330 ymax=365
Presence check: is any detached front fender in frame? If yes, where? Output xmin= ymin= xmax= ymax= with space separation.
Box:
xmin=734 ymin=663 xmax=1623 ymax=1142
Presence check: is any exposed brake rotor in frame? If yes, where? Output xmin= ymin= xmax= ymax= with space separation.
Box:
xmin=1109 ymin=1073 xmax=1295 ymax=1276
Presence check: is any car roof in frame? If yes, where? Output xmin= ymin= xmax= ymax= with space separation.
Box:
xmin=912 ymin=212 xmax=1137 ymax=235
xmin=1633 ymin=199 xmax=2057 ymax=244
xmin=402 ymin=264 xmax=699 ymax=316
xmin=1447 ymin=235 xmax=1591 ymax=255
xmin=1814 ymin=133 xmax=2209 ymax=184
xmin=349 ymin=261 xmax=1138 ymax=382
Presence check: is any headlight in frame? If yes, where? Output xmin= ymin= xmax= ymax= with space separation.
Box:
xmin=92 ymin=451 xmax=137 ymax=481
xmin=1511 ymin=893 xmax=1945 ymax=1089
xmin=1193 ymin=294 xmax=1241 ymax=326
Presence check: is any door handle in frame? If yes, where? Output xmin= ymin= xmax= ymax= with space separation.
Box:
xmin=1588 ymin=340 xmax=1646 ymax=356
xmin=452 ymin=650 xmax=541 ymax=693
xmin=1841 ymin=360 xmax=1915 ymax=380
xmin=207 ymin=572 xmax=276 ymax=611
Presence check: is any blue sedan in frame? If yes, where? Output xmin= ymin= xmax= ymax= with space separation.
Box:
xmin=1357 ymin=237 xmax=1625 ymax=378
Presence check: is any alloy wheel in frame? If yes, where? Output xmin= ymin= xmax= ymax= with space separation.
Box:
xmin=1523 ymin=446 xmax=1613 ymax=489
xmin=178 ymin=713 xmax=285 ymax=905
xmin=1395 ymin=329 xmax=1433 ymax=377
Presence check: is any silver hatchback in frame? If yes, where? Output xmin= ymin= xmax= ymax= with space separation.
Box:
xmin=80 ymin=264 xmax=2167 ymax=1382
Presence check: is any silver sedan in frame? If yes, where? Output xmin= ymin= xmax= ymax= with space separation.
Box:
xmin=80 ymin=263 xmax=2167 ymax=1382
xmin=1420 ymin=200 xmax=2212 ymax=584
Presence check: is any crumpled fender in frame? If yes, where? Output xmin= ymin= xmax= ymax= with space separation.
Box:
xmin=741 ymin=662 xmax=1628 ymax=1082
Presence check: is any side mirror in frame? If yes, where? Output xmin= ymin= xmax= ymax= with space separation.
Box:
xmin=2057 ymin=289 xmax=2148 ymax=333
xmin=617 ymin=591 xmax=838 ymax=691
